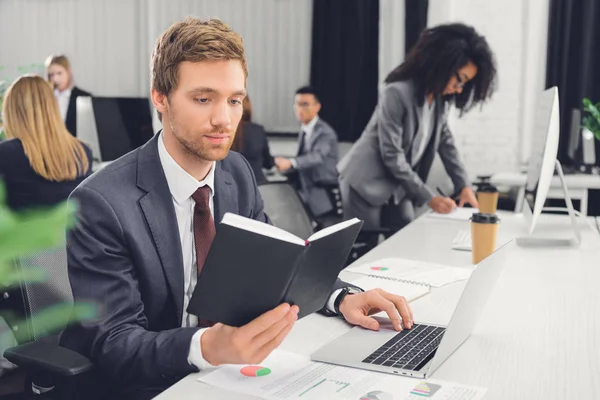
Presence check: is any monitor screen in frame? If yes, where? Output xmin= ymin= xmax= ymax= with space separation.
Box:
xmin=92 ymin=97 xmax=155 ymax=161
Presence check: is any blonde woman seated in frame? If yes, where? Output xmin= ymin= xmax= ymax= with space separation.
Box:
xmin=0 ymin=75 xmax=92 ymax=211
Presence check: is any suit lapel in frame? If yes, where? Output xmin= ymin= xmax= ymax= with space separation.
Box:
xmin=137 ymin=135 xmax=185 ymax=322
xmin=307 ymin=121 xmax=324 ymax=150
xmin=213 ymin=162 xmax=237 ymax=226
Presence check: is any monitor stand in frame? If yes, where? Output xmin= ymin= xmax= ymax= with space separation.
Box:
xmin=516 ymin=160 xmax=582 ymax=248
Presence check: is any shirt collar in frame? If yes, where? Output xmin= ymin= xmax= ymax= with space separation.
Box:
xmin=301 ymin=115 xmax=319 ymax=137
xmin=157 ymin=132 xmax=215 ymax=205
xmin=54 ymin=88 xmax=72 ymax=98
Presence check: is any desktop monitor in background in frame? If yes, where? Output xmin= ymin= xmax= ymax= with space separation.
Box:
xmin=77 ymin=96 xmax=155 ymax=163
xmin=92 ymin=97 xmax=155 ymax=162
xmin=518 ymin=86 xmax=581 ymax=247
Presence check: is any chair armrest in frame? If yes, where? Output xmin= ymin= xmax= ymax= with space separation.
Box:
xmin=4 ymin=341 xmax=93 ymax=376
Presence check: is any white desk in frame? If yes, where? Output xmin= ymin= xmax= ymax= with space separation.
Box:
xmin=156 ymin=212 xmax=600 ymax=400
xmin=491 ymin=171 xmax=600 ymax=215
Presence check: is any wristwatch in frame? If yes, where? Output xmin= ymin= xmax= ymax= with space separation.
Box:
xmin=334 ymin=286 xmax=364 ymax=315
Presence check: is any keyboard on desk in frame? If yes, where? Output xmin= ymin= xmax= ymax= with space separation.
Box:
xmin=361 ymin=324 xmax=445 ymax=371
xmin=452 ymin=230 xmax=472 ymax=251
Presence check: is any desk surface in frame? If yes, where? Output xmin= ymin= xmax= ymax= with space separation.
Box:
xmin=156 ymin=212 xmax=600 ymax=400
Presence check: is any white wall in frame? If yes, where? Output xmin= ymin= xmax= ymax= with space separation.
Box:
xmin=379 ymin=0 xmax=405 ymax=83
xmin=0 ymin=0 xmax=145 ymax=97
xmin=428 ymin=0 xmax=550 ymax=177
xmin=0 ymin=0 xmax=312 ymax=132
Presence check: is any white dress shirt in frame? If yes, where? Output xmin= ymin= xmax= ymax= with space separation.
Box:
xmin=54 ymin=88 xmax=72 ymax=122
xmin=157 ymin=132 xmax=343 ymax=370
xmin=412 ymin=97 xmax=436 ymax=167
xmin=157 ymin=133 xmax=215 ymax=370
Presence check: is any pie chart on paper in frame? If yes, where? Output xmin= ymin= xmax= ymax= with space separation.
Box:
xmin=371 ymin=266 xmax=389 ymax=272
xmin=360 ymin=391 xmax=394 ymax=400
xmin=240 ymin=365 xmax=272 ymax=377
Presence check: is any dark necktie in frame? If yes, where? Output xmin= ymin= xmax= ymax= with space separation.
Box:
xmin=298 ymin=130 xmax=307 ymax=156
xmin=191 ymin=186 xmax=216 ymax=328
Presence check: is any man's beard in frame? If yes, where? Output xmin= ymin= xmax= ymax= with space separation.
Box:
xmin=170 ymin=120 xmax=232 ymax=162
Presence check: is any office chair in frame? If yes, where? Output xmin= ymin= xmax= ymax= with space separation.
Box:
xmin=2 ymin=245 xmax=93 ymax=399
xmin=257 ymin=181 xmax=315 ymax=239
xmin=258 ymin=181 xmax=386 ymax=266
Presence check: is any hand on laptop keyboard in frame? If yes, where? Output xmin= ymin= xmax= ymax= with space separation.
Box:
xmin=338 ymin=289 xmax=414 ymax=332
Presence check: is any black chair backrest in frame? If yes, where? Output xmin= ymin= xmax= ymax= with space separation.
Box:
xmin=257 ymin=182 xmax=314 ymax=239
xmin=13 ymin=244 xmax=73 ymax=344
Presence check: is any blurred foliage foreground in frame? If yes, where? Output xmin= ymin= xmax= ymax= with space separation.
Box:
xmin=0 ymin=181 xmax=96 ymax=348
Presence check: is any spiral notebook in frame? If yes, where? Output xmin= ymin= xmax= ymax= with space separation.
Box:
xmin=347 ymin=257 xmax=472 ymax=288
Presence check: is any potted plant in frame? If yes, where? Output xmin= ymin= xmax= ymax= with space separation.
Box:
xmin=582 ymin=98 xmax=600 ymax=141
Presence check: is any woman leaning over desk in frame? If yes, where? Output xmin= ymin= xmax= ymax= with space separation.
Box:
xmin=338 ymin=23 xmax=498 ymax=233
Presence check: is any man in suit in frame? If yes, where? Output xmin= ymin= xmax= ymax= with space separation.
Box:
xmin=338 ymin=23 xmax=496 ymax=233
xmin=274 ymin=87 xmax=340 ymax=217
xmin=61 ymin=18 xmax=413 ymax=400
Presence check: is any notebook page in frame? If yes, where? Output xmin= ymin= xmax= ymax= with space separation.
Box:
xmin=307 ymin=218 xmax=361 ymax=242
xmin=221 ymin=212 xmax=304 ymax=245
xmin=427 ymin=207 xmax=479 ymax=221
xmin=347 ymin=257 xmax=472 ymax=287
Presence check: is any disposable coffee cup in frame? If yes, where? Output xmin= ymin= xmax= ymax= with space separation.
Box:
xmin=477 ymin=184 xmax=499 ymax=214
xmin=470 ymin=213 xmax=500 ymax=264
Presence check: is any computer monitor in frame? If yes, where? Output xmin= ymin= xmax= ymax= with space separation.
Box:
xmin=77 ymin=97 xmax=155 ymax=162
xmin=518 ymin=87 xmax=581 ymax=247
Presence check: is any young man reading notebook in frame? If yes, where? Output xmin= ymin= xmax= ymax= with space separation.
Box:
xmin=61 ymin=18 xmax=413 ymax=400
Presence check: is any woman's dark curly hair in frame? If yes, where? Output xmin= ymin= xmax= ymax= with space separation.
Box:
xmin=385 ymin=23 xmax=497 ymax=113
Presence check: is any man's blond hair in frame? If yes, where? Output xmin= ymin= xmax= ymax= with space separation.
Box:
xmin=151 ymin=17 xmax=247 ymax=98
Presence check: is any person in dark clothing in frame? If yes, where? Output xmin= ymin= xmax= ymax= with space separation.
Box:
xmin=45 ymin=54 xmax=92 ymax=137
xmin=0 ymin=75 xmax=92 ymax=211
xmin=230 ymin=95 xmax=275 ymax=184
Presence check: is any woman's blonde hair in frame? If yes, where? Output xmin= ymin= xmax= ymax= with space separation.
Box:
xmin=2 ymin=75 xmax=89 ymax=181
xmin=44 ymin=54 xmax=73 ymax=87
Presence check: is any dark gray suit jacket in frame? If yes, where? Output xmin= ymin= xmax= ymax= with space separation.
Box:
xmin=294 ymin=118 xmax=339 ymax=216
xmin=338 ymin=80 xmax=469 ymax=208
xmin=60 ymin=134 xmax=347 ymax=398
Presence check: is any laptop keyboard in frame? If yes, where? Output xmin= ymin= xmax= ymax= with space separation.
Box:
xmin=361 ymin=324 xmax=445 ymax=371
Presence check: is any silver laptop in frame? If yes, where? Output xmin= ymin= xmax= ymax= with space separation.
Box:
xmin=312 ymin=239 xmax=512 ymax=378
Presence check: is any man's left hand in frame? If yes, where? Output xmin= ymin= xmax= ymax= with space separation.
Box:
xmin=338 ymin=289 xmax=414 ymax=331
xmin=458 ymin=187 xmax=479 ymax=208
xmin=274 ymin=157 xmax=293 ymax=172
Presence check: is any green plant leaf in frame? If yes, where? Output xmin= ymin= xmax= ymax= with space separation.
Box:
xmin=1 ymin=302 xmax=97 ymax=344
xmin=0 ymin=201 xmax=77 ymax=262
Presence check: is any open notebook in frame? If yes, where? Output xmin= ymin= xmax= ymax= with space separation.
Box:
xmin=347 ymin=257 xmax=472 ymax=288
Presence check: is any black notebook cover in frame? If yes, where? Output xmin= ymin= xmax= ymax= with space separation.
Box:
xmin=187 ymin=217 xmax=362 ymax=326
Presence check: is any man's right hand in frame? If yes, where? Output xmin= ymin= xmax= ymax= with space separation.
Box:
xmin=428 ymin=196 xmax=456 ymax=214
xmin=200 ymin=303 xmax=299 ymax=366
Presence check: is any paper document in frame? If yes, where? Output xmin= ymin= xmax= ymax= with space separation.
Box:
xmin=350 ymin=276 xmax=430 ymax=302
xmin=199 ymin=350 xmax=487 ymax=400
xmin=427 ymin=207 xmax=479 ymax=221
xmin=347 ymin=258 xmax=472 ymax=288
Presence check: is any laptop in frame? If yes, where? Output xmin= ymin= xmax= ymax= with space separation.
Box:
xmin=311 ymin=239 xmax=512 ymax=379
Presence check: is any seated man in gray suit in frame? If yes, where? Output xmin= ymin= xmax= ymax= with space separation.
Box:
xmin=275 ymin=86 xmax=339 ymax=217
xmin=339 ymin=23 xmax=498 ymax=233
xmin=61 ymin=18 xmax=413 ymax=400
